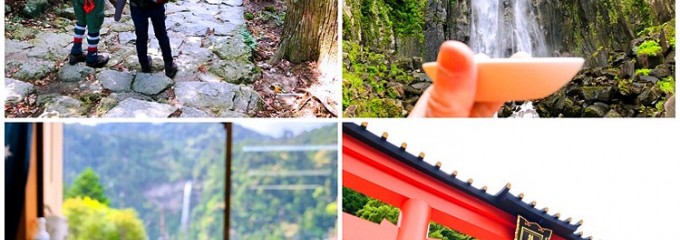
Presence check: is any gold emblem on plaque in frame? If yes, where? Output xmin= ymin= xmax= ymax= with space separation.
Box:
xmin=514 ymin=216 xmax=553 ymax=240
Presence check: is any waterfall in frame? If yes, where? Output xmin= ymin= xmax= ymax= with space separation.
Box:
xmin=470 ymin=0 xmax=547 ymax=118
xmin=470 ymin=0 xmax=548 ymax=58
xmin=180 ymin=181 xmax=192 ymax=239
xmin=470 ymin=0 xmax=502 ymax=58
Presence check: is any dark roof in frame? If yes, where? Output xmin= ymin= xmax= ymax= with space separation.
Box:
xmin=343 ymin=122 xmax=590 ymax=240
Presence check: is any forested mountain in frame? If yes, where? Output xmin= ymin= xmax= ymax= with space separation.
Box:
xmin=230 ymin=125 xmax=338 ymax=239
xmin=63 ymin=123 xmax=337 ymax=240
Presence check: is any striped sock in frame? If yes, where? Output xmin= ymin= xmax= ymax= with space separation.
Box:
xmin=86 ymin=32 xmax=100 ymax=62
xmin=71 ymin=24 xmax=86 ymax=55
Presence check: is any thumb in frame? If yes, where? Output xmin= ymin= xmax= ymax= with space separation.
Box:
xmin=426 ymin=41 xmax=478 ymax=117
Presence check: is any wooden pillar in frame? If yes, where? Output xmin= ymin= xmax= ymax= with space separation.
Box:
xmin=396 ymin=199 xmax=431 ymax=240
xmin=224 ymin=123 xmax=232 ymax=240
xmin=20 ymin=124 xmax=38 ymax=240
xmin=42 ymin=123 xmax=63 ymax=216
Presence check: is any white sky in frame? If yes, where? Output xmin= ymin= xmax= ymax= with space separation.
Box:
xmin=357 ymin=120 xmax=680 ymax=240
xmin=236 ymin=120 xmax=334 ymax=138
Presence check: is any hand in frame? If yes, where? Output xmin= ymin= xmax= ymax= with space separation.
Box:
xmin=409 ymin=41 xmax=507 ymax=118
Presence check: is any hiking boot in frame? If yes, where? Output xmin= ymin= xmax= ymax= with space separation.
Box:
xmin=68 ymin=53 xmax=86 ymax=65
xmin=141 ymin=56 xmax=152 ymax=73
xmin=165 ymin=62 xmax=178 ymax=78
xmin=86 ymin=53 xmax=110 ymax=68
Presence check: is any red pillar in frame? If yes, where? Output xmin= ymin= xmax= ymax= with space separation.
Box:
xmin=397 ymin=199 xmax=431 ymax=240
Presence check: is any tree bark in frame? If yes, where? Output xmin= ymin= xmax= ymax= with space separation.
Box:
xmin=273 ymin=0 xmax=338 ymax=66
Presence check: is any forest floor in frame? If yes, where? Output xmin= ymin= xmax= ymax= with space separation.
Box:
xmin=4 ymin=0 xmax=335 ymax=118
xmin=243 ymin=0 xmax=336 ymax=117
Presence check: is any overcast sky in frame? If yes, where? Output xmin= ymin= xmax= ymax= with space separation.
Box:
xmin=356 ymin=120 xmax=680 ymax=240
xmin=236 ymin=120 xmax=334 ymax=138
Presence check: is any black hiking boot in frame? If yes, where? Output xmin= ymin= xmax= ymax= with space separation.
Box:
xmin=165 ymin=62 xmax=178 ymax=78
xmin=68 ymin=53 xmax=86 ymax=65
xmin=86 ymin=53 xmax=110 ymax=68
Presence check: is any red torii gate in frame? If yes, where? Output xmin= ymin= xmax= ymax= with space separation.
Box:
xmin=342 ymin=123 xmax=590 ymax=240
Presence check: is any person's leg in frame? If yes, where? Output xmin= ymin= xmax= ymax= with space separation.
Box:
xmin=69 ymin=0 xmax=87 ymax=64
xmin=84 ymin=0 xmax=109 ymax=67
xmin=149 ymin=6 xmax=173 ymax=65
xmin=149 ymin=5 xmax=177 ymax=77
xmin=131 ymin=7 xmax=151 ymax=72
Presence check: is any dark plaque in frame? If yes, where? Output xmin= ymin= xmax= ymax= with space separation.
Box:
xmin=514 ymin=216 xmax=553 ymax=240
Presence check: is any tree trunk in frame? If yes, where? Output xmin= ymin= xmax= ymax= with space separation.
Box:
xmin=273 ymin=0 xmax=338 ymax=66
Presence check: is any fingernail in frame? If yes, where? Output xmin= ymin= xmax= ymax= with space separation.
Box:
xmin=438 ymin=41 xmax=475 ymax=73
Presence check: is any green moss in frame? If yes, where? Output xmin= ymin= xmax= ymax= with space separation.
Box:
xmin=360 ymin=0 xmax=394 ymax=47
xmin=621 ymin=0 xmax=653 ymax=32
xmin=359 ymin=98 xmax=403 ymax=117
xmin=655 ymin=100 xmax=665 ymax=112
xmin=637 ymin=40 xmax=662 ymax=56
xmin=342 ymin=70 xmax=366 ymax=109
xmin=244 ymin=12 xmax=254 ymax=20
xmin=637 ymin=20 xmax=675 ymax=49
xmin=79 ymin=93 xmax=101 ymax=114
xmin=658 ymin=76 xmax=675 ymax=95
xmin=343 ymin=39 xmax=415 ymax=117
xmin=618 ymin=79 xmax=632 ymax=95
xmin=383 ymin=0 xmax=426 ymax=39
xmin=636 ymin=68 xmax=652 ymax=76
xmin=241 ymin=28 xmax=257 ymax=50
xmin=95 ymin=98 xmax=118 ymax=117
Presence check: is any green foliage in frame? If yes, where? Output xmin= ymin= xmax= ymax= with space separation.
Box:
xmin=617 ymin=79 xmax=632 ymax=96
xmin=636 ymin=68 xmax=652 ymax=76
xmin=637 ymin=20 xmax=676 ymax=49
xmin=261 ymin=11 xmax=286 ymax=26
xmin=241 ymin=28 xmax=257 ymax=50
xmin=230 ymin=125 xmax=338 ymax=239
xmin=65 ymin=168 xmax=110 ymax=206
xmin=362 ymin=98 xmax=404 ymax=117
xmin=244 ymin=12 xmax=254 ymax=20
xmin=359 ymin=0 xmax=394 ymax=46
xmin=429 ymin=223 xmax=476 ymax=240
xmin=356 ymin=199 xmax=400 ymax=224
xmin=63 ymin=197 xmax=146 ymax=240
xmin=655 ymin=100 xmax=665 ymax=111
xmin=637 ymin=40 xmax=662 ymax=56
xmin=353 ymin=0 xmax=426 ymax=46
xmin=658 ymin=76 xmax=675 ymax=95
xmin=342 ymin=40 xmax=415 ymax=117
xmin=621 ymin=0 xmax=653 ymax=31
xmin=264 ymin=5 xmax=276 ymax=12
xmin=382 ymin=0 xmax=426 ymax=38
xmin=343 ymin=188 xmax=475 ymax=240
xmin=64 ymin=124 xmax=227 ymax=239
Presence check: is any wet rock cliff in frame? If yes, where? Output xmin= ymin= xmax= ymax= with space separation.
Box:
xmin=342 ymin=0 xmax=675 ymax=117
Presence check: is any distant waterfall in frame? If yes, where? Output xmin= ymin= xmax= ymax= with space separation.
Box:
xmin=180 ymin=181 xmax=192 ymax=239
xmin=470 ymin=0 xmax=548 ymax=58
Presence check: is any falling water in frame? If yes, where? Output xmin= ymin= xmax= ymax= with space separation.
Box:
xmin=470 ymin=0 xmax=502 ymax=58
xmin=470 ymin=0 xmax=548 ymax=58
xmin=180 ymin=181 xmax=192 ymax=239
xmin=471 ymin=0 xmax=547 ymax=117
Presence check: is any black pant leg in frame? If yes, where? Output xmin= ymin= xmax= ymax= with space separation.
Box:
xmin=131 ymin=7 xmax=150 ymax=66
xmin=149 ymin=5 xmax=173 ymax=64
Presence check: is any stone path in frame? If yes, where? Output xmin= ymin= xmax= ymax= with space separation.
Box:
xmin=5 ymin=0 xmax=261 ymax=118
